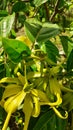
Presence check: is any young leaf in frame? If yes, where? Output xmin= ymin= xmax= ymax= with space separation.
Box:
xmin=34 ymin=0 xmax=48 ymax=7
xmin=2 ymin=38 xmax=31 ymax=63
xmin=0 ymin=13 xmax=15 ymax=37
xmin=24 ymin=19 xmax=60 ymax=43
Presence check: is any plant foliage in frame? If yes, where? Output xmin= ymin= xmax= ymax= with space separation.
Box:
xmin=0 ymin=0 xmax=73 ymax=130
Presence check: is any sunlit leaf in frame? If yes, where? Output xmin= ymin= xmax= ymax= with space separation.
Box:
xmin=0 ymin=10 xmax=8 ymax=21
xmin=0 ymin=13 xmax=15 ymax=37
xmin=34 ymin=0 xmax=48 ymax=7
xmin=2 ymin=38 xmax=31 ymax=63
xmin=24 ymin=19 xmax=60 ymax=43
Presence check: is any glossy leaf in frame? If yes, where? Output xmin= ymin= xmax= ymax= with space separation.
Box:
xmin=33 ymin=109 xmax=67 ymax=130
xmin=0 ymin=13 xmax=15 ymax=37
xmin=24 ymin=19 xmax=60 ymax=43
xmin=60 ymin=36 xmax=73 ymax=57
xmin=41 ymin=40 xmax=60 ymax=63
xmin=34 ymin=0 xmax=48 ymax=7
xmin=2 ymin=38 xmax=31 ymax=63
xmin=62 ymin=92 xmax=73 ymax=112
xmin=67 ymin=49 xmax=73 ymax=71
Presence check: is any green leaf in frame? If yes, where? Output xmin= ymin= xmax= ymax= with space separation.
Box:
xmin=12 ymin=1 xmax=26 ymax=13
xmin=34 ymin=0 xmax=48 ymax=7
xmin=33 ymin=109 xmax=67 ymax=130
xmin=41 ymin=40 xmax=60 ymax=63
xmin=0 ymin=13 xmax=15 ymax=37
xmin=58 ymin=0 xmax=66 ymax=8
xmin=62 ymin=92 xmax=73 ymax=112
xmin=18 ymin=14 xmax=26 ymax=25
xmin=33 ymin=110 xmax=54 ymax=130
xmin=24 ymin=19 xmax=42 ymax=43
xmin=55 ymin=114 xmax=67 ymax=130
xmin=5 ymin=63 xmax=11 ymax=77
xmin=24 ymin=19 xmax=60 ymax=43
xmin=67 ymin=49 xmax=73 ymax=71
xmin=0 ymin=106 xmax=6 ymax=121
xmin=0 ymin=87 xmax=4 ymax=100
xmin=0 ymin=10 xmax=8 ymax=20
xmin=0 ymin=62 xmax=5 ymax=79
xmin=2 ymin=38 xmax=31 ymax=63
xmin=60 ymin=36 xmax=73 ymax=57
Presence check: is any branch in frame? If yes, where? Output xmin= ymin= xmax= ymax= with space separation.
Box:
xmin=49 ymin=0 xmax=60 ymax=22
xmin=44 ymin=3 xmax=50 ymax=21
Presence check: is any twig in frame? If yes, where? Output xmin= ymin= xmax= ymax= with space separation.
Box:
xmin=49 ymin=0 xmax=60 ymax=22
xmin=44 ymin=3 xmax=50 ymax=21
